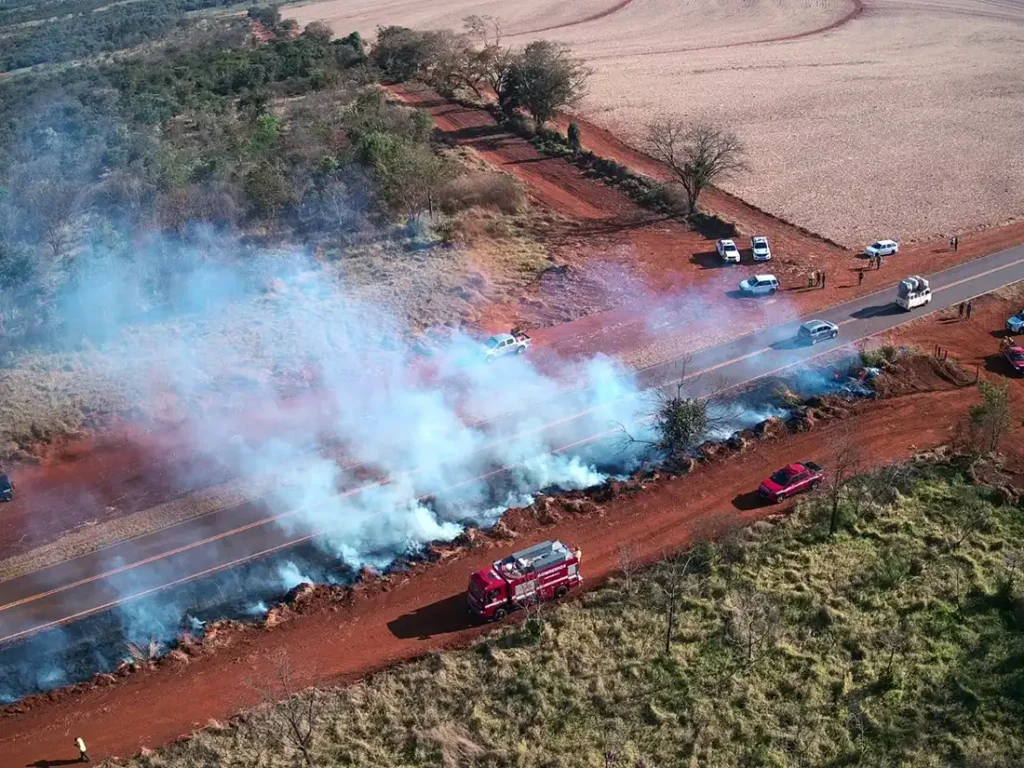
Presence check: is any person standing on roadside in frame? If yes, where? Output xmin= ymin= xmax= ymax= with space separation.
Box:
xmin=954 ymin=236 xmax=960 ymax=252
xmin=958 ymin=301 xmax=966 ymax=320
xmin=76 ymin=737 xmax=90 ymax=763
xmin=858 ymin=270 xmax=864 ymax=286
xmin=821 ymin=272 xmax=827 ymax=289
xmin=966 ymin=300 xmax=973 ymax=320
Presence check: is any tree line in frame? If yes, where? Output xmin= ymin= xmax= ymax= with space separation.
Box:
xmin=367 ymin=16 xmax=749 ymax=216
xmin=0 ymin=13 xmax=466 ymax=356
xmin=0 ymin=0 xmax=258 ymax=72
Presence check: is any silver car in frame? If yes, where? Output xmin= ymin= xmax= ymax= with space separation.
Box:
xmin=798 ymin=319 xmax=839 ymax=344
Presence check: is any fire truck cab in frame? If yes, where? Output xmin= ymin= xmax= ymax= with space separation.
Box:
xmin=467 ymin=540 xmax=582 ymax=621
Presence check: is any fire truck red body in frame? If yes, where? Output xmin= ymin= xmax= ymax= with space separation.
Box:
xmin=467 ymin=539 xmax=582 ymax=621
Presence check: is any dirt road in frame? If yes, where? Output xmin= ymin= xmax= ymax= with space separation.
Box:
xmin=0 ymin=381 xmax=987 ymax=765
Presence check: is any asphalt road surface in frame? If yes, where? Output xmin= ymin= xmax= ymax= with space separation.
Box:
xmin=3 ymin=243 xmax=1024 ymax=647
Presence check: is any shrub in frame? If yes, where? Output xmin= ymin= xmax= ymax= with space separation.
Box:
xmin=438 ymin=173 xmax=525 ymax=214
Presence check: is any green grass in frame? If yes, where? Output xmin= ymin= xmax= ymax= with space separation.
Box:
xmin=113 ymin=459 xmax=1024 ymax=768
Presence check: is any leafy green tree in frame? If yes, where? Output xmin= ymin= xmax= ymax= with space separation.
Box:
xmin=370 ymin=26 xmax=441 ymax=82
xmin=498 ymin=41 xmax=590 ymax=126
xmin=248 ymin=4 xmax=281 ymax=29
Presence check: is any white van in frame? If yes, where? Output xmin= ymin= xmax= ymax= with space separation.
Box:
xmin=895 ymin=275 xmax=931 ymax=311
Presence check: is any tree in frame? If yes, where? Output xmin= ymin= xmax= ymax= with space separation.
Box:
xmin=969 ymin=381 xmax=1012 ymax=453
xmin=653 ymin=553 xmax=697 ymax=655
xmin=248 ymin=649 xmax=321 ymax=768
xmin=356 ymin=131 xmax=454 ymax=217
xmin=619 ymin=363 xmax=736 ymax=468
xmin=727 ymin=583 xmax=780 ymax=665
xmin=644 ymin=120 xmax=747 ymax=215
xmin=248 ymin=4 xmax=281 ymax=30
xmin=567 ymin=121 xmax=582 ymax=153
xmin=371 ymin=26 xmax=442 ymax=82
xmin=301 ymin=21 xmax=333 ymax=44
xmin=463 ymin=14 xmax=503 ymax=48
xmin=824 ymin=425 xmax=863 ymax=538
xmin=498 ymin=40 xmax=590 ymax=126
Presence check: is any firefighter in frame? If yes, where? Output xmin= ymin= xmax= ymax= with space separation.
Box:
xmin=76 ymin=737 xmax=90 ymax=763
xmin=573 ymin=547 xmax=582 ymax=564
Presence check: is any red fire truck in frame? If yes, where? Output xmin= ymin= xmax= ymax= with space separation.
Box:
xmin=467 ymin=540 xmax=582 ymax=621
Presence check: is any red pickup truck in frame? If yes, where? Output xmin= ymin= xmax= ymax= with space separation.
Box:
xmin=1001 ymin=337 xmax=1024 ymax=374
xmin=758 ymin=461 xmax=824 ymax=503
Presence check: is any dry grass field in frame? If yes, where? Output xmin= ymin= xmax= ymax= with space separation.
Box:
xmin=288 ymin=0 xmax=1024 ymax=248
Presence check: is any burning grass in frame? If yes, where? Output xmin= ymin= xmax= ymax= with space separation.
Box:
xmin=109 ymin=458 xmax=1024 ymax=767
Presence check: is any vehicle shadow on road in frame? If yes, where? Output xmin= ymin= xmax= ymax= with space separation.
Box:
xmin=851 ymin=304 xmax=903 ymax=320
xmin=387 ymin=593 xmax=475 ymax=640
xmin=732 ymin=490 xmax=766 ymax=511
xmin=26 ymin=760 xmax=84 ymax=767
xmin=770 ymin=338 xmax=804 ymax=351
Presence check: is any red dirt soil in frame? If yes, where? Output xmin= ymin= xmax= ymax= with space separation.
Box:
xmin=0 ymin=381 xmax=994 ymax=765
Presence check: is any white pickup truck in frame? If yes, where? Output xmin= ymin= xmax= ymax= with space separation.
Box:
xmin=483 ymin=329 xmax=531 ymax=362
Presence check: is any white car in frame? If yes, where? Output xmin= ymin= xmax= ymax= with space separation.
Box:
xmin=865 ymin=239 xmax=899 ymax=258
xmin=750 ymin=235 xmax=772 ymax=262
xmin=738 ymin=274 xmax=780 ymax=296
xmin=716 ymin=238 xmax=740 ymax=263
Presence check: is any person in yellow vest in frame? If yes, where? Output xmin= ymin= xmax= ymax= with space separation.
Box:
xmin=76 ymin=737 xmax=90 ymax=763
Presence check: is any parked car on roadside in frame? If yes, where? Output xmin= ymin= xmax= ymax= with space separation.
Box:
xmin=865 ymin=239 xmax=899 ymax=258
xmin=716 ymin=238 xmax=741 ymax=263
xmin=750 ymin=235 xmax=772 ymax=261
xmin=738 ymin=274 xmax=780 ymax=296
xmin=1005 ymin=309 xmax=1024 ymax=334
xmin=798 ymin=319 xmax=839 ymax=344
xmin=759 ymin=462 xmax=824 ymax=503
xmin=1001 ymin=337 xmax=1024 ymax=374
xmin=0 ymin=473 xmax=14 ymax=502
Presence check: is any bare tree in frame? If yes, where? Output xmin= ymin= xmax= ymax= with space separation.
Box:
xmin=644 ymin=120 xmax=747 ymax=215
xmin=825 ymin=425 xmax=864 ymax=538
xmin=652 ymin=552 xmax=697 ymax=655
xmin=877 ymin=617 xmax=912 ymax=681
xmin=463 ymin=14 xmax=503 ymax=47
xmin=616 ymin=541 xmax=642 ymax=596
xmin=248 ymin=649 xmax=321 ymax=768
xmin=948 ymin=497 xmax=992 ymax=550
xmin=727 ymin=583 xmax=780 ymax=665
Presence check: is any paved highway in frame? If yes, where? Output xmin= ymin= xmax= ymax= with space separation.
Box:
xmin=3 ymin=243 xmax=1024 ymax=647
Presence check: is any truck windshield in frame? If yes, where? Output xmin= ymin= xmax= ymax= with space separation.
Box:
xmin=1010 ymin=351 xmax=1024 ymax=362
xmin=770 ymin=469 xmax=794 ymax=485
xmin=468 ymin=574 xmax=486 ymax=598
xmin=485 ymin=338 xmax=500 ymax=349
